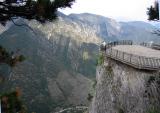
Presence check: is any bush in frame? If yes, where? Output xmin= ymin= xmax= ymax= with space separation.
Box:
xmin=92 ymin=79 xmax=97 ymax=89
xmin=0 ymin=90 xmax=27 ymax=113
xmin=148 ymin=107 xmax=160 ymax=113
xmin=96 ymin=53 xmax=104 ymax=66
xmin=87 ymin=93 xmax=93 ymax=101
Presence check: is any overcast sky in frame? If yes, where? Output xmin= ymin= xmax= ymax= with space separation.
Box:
xmin=59 ymin=0 xmax=155 ymax=21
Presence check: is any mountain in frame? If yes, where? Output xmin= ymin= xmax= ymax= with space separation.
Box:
xmin=0 ymin=12 xmax=160 ymax=113
xmin=30 ymin=12 xmax=160 ymax=45
xmin=119 ymin=21 xmax=160 ymax=43
xmin=67 ymin=13 xmax=160 ymax=43
xmin=68 ymin=13 xmax=121 ymax=41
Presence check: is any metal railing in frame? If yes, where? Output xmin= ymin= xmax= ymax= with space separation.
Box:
xmin=106 ymin=48 xmax=160 ymax=70
xmin=106 ymin=40 xmax=133 ymax=48
xmin=105 ymin=40 xmax=160 ymax=70
xmin=140 ymin=42 xmax=160 ymax=50
xmin=140 ymin=42 xmax=151 ymax=47
xmin=100 ymin=40 xmax=133 ymax=51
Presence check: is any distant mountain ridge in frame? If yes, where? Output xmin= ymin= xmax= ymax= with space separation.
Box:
xmin=65 ymin=13 xmax=160 ymax=43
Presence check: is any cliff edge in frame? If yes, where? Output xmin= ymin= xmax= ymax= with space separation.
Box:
xmin=89 ymin=55 xmax=160 ymax=113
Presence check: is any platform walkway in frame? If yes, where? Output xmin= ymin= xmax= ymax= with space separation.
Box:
xmin=104 ymin=40 xmax=160 ymax=70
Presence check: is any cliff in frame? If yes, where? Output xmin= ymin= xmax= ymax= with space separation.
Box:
xmin=90 ymin=56 xmax=160 ymax=113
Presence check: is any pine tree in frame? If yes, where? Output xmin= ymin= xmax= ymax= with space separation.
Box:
xmin=0 ymin=45 xmax=25 ymax=67
xmin=0 ymin=0 xmax=75 ymax=25
xmin=147 ymin=0 xmax=159 ymax=20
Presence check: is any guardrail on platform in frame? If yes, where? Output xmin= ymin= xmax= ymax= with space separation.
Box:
xmin=106 ymin=48 xmax=160 ymax=70
xmin=103 ymin=40 xmax=160 ymax=70
xmin=100 ymin=40 xmax=133 ymax=51
xmin=106 ymin=40 xmax=133 ymax=48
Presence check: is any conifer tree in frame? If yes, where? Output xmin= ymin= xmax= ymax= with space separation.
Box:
xmin=0 ymin=0 xmax=75 ymax=25
xmin=147 ymin=0 xmax=159 ymax=20
xmin=147 ymin=1 xmax=160 ymax=36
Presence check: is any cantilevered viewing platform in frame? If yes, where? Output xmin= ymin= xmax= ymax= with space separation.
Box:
xmin=113 ymin=45 xmax=160 ymax=58
xmin=103 ymin=40 xmax=160 ymax=70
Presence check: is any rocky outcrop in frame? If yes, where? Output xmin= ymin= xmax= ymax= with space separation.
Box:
xmin=90 ymin=57 xmax=160 ymax=113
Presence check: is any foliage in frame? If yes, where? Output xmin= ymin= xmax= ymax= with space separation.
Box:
xmin=96 ymin=53 xmax=104 ymax=66
xmin=147 ymin=1 xmax=159 ymax=20
xmin=148 ymin=107 xmax=160 ymax=113
xmin=87 ymin=93 xmax=93 ymax=101
xmin=0 ymin=45 xmax=26 ymax=111
xmin=18 ymin=55 xmax=26 ymax=62
xmin=92 ymin=79 xmax=97 ymax=89
xmin=0 ymin=45 xmax=25 ymax=67
xmin=118 ymin=108 xmax=124 ymax=113
xmin=0 ymin=0 xmax=75 ymax=24
xmin=0 ymin=88 xmax=27 ymax=113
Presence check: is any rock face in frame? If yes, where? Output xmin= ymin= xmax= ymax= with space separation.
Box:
xmin=90 ymin=57 xmax=160 ymax=113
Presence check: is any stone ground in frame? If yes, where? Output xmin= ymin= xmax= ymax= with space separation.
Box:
xmin=112 ymin=45 xmax=160 ymax=58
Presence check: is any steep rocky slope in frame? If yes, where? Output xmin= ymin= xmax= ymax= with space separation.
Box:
xmin=0 ymin=21 xmax=98 ymax=113
xmin=68 ymin=13 xmax=121 ymax=41
xmin=90 ymin=57 xmax=160 ymax=113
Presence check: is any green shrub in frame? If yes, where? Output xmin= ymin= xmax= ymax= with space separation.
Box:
xmin=118 ymin=108 xmax=124 ymax=113
xmin=92 ymin=79 xmax=97 ymax=89
xmin=0 ymin=90 xmax=27 ymax=113
xmin=148 ymin=107 xmax=160 ymax=113
xmin=96 ymin=53 xmax=104 ymax=66
xmin=87 ymin=93 xmax=93 ymax=101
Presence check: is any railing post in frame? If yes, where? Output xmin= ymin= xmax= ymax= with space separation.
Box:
xmin=158 ymin=59 xmax=160 ymax=68
xmin=147 ymin=58 xmax=150 ymax=67
xmin=148 ymin=58 xmax=153 ymax=67
xmin=146 ymin=58 xmax=149 ymax=67
xmin=139 ymin=56 xmax=141 ymax=68
xmin=155 ymin=59 xmax=158 ymax=67
xmin=149 ymin=58 xmax=152 ymax=67
xmin=130 ymin=54 xmax=132 ymax=63
xmin=123 ymin=52 xmax=124 ymax=60
xmin=143 ymin=57 xmax=146 ymax=67
xmin=116 ymin=50 xmax=118 ymax=58
xmin=153 ymin=58 xmax=156 ymax=67
xmin=110 ymin=48 xmax=112 ymax=56
xmin=151 ymin=58 xmax=155 ymax=67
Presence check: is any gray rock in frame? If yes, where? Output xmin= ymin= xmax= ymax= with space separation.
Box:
xmin=90 ymin=57 xmax=160 ymax=113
